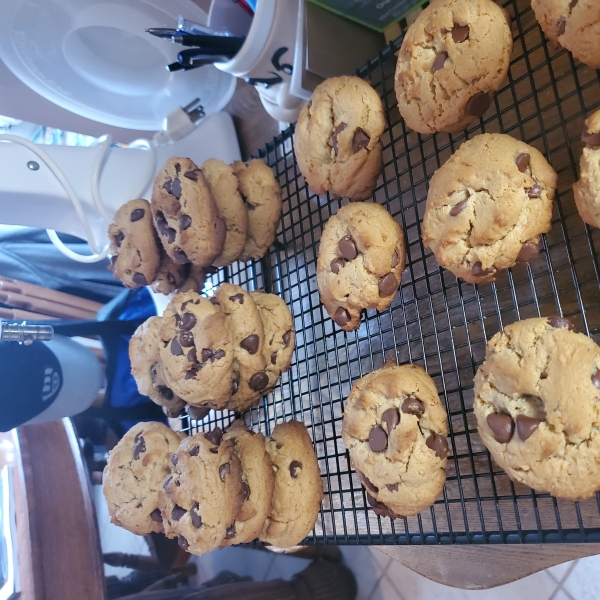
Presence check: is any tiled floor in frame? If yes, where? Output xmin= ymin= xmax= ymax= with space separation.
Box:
xmin=93 ymin=486 xmax=596 ymax=598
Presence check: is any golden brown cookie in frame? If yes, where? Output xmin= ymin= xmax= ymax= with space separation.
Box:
xmin=574 ymin=109 xmax=600 ymax=228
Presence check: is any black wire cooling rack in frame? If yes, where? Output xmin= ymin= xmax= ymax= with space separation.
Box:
xmin=180 ymin=0 xmax=600 ymax=545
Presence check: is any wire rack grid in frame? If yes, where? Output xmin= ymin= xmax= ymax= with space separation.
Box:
xmin=180 ymin=0 xmax=600 ymax=546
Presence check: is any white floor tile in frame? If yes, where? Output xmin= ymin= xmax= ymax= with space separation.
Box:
xmin=547 ymin=561 xmax=577 ymax=584
xmin=339 ymin=546 xmax=389 ymax=600
xmin=551 ymin=589 xmax=575 ymax=600
xmin=369 ymin=571 xmax=407 ymax=600
xmin=563 ymin=555 xmax=600 ymax=600
xmin=380 ymin=557 xmax=557 ymax=600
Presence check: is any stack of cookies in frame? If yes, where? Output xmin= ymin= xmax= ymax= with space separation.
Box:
xmin=108 ymin=156 xmax=282 ymax=293
xmin=102 ymin=419 xmax=324 ymax=554
xmin=130 ymin=284 xmax=295 ymax=416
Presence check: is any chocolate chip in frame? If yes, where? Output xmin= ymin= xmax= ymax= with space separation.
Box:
xmin=369 ymin=426 xmax=388 ymax=452
xmin=240 ymin=334 xmax=259 ymax=354
xmin=212 ymin=349 xmax=225 ymax=361
xmin=387 ymin=483 xmax=399 ymax=492
xmin=486 ymin=413 xmax=514 ymax=443
xmin=173 ymin=249 xmax=189 ymax=264
xmin=174 ymin=163 xmax=181 ymax=174
xmin=471 ymin=261 xmax=494 ymax=277
xmin=515 ymin=153 xmax=530 ymax=172
xmin=172 ymin=505 xmax=186 ymax=521
xmin=366 ymin=494 xmax=398 ymax=519
xmin=378 ymin=273 xmax=398 ymax=297
xmin=330 ymin=258 xmax=346 ymax=274
xmin=527 ymin=181 xmax=543 ymax=198
xmin=185 ymin=368 xmax=197 ymax=380
xmin=130 ymin=208 xmax=145 ymax=222
xmin=426 ymin=434 xmax=449 ymax=459
xmin=352 ymin=128 xmax=370 ymax=153
xmin=187 ymin=405 xmax=210 ymax=421
xmin=547 ymin=315 xmax=575 ymax=331
xmin=187 ymin=348 xmax=197 ymax=363
xmin=159 ymin=386 xmax=174 ymax=401
xmin=184 ymin=170 xmax=198 ymax=181
xmin=516 ymin=241 xmax=540 ymax=263
xmin=249 ymin=371 xmax=269 ymax=391
xmin=592 ymin=370 xmax=600 ymax=389
xmin=381 ymin=408 xmax=400 ymax=434
xmin=155 ymin=212 xmax=168 ymax=236
xmin=180 ymin=312 xmax=197 ymax=331
xmin=225 ymin=524 xmax=236 ymax=539
xmin=283 ymin=330 xmax=292 ymax=348
xmin=171 ymin=337 xmax=183 ymax=356
xmin=449 ymin=200 xmax=467 ymax=217
xmin=289 ymin=460 xmax=302 ymax=478
xmin=180 ymin=331 xmax=194 ymax=347
xmin=465 ymin=92 xmax=491 ymax=117
xmin=271 ymin=351 xmax=278 ymax=365
xmin=132 ymin=272 xmax=148 ymax=286
xmin=338 ymin=236 xmax=358 ymax=260
xmin=171 ymin=178 xmax=182 ymax=199
xmin=229 ymin=294 xmax=244 ymax=303
xmin=219 ymin=462 xmax=230 ymax=481
xmin=357 ymin=471 xmax=379 ymax=493
xmin=452 ymin=24 xmax=470 ymax=43
xmin=190 ymin=505 xmax=202 ymax=528
xmin=210 ymin=297 xmax=219 ymax=305
xmin=432 ymin=51 xmax=448 ymax=72
xmin=582 ymin=124 xmax=600 ymax=147
xmin=241 ymin=482 xmax=251 ymax=501
xmin=209 ymin=447 xmax=218 ymax=454
xmin=570 ymin=0 xmax=578 ymax=7
xmin=150 ymin=509 xmax=162 ymax=523
xmin=333 ymin=307 xmax=350 ymax=327
xmin=330 ymin=122 xmax=347 ymax=157
xmin=189 ymin=445 xmax=200 ymax=456
xmin=171 ymin=454 xmax=178 ymax=466
xmin=133 ymin=434 xmax=146 ymax=460
xmin=165 ymin=227 xmax=176 ymax=244
xmin=162 ymin=179 xmax=173 ymax=194
xmin=557 ymin=18 xmax=566 ymax=36
xmin=163 ymin=476 xmax=172 ymax=491
xmin=516 ymin=414 xmax=542 ymax=441
xmin=232 ymin=379 xmax=239 ymax=394
xmin=204 ymin=427 xmax=223 ymax=446
xmin=201 ymin=348 xmax=214 ymax=362
xmin=178 ymin=536 xmax=189 ymax=550
xmin=401 ymin=397 xmax=425 ymax=417
xmin=179 ymin=215 xmax=192 ymax=231
xmin=113 ymin=232 xmax=124 ymax=248
xmin=391 ymin=251 xmax=399 ymax=268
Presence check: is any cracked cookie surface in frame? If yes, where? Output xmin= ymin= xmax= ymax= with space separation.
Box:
xmin=151 ymin=157 xmax=225 ymax=267
xmin=160 ymin=427 xmax=243 ymax=555
xmin=103 ymin=422 xmax=181 ymax=535
xmin=259 ymin=421 xmax=323 ymax=548
xmin=422 ymin=133 xmax=557 ymax=284
xmin=295 ymin=76 xmax=386 ymax=201
xmin=394 ymin=0 xmax=513 ymax=134
xmin=159 ymin=291 xmax=233 ymax=409
xmin=342 ymin=363 xmax=449 ymax=518
xmin=474 ymin=317 xmax=600 ymax=501
xmin=108 ymin=198 xmax=160 ymax=289
xmin=130 ymin=316 xmax=186 ymax=413
xmin=574 ymin=109 xmax=600 ymax=227
xmin=317 ymin=202 xmax=406 ymax=331
xmin=532 ymin=0 xmax=600 ymax=69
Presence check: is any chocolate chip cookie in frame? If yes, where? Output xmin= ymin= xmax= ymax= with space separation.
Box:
xmin=151 ymin=253 xmax=189 ymax=295
xmin=151 ymin=157 xmax=225 ymax=267
xmin=232 ymin=159 xmax=283 ymax=262
xmin=342 ymin=362 xmax=449 ymax=518
xmin=160 ymin=427 xmax=243 ymax=555
xmin=108 ymin=198 xmax=160 ymax=289
xmin=221 ymin=421 xmax=275 ymax=545
xmin=103 ymin=422 xmax=181 ymax=535
xmin=202 ymin=159 xmax=249 ymax=267
xmin=295 ymin=76 xmax=386 ymax=201
xmin=574 ymin=109 xmax=600 ymax=228
xmin=251 ymin=291 xmax=295 ymax=393
xmin=474 ymin=316 xmax=600 ymax=501
xmin=422 ymin=133 xmax=557 ymax=284
xmin=213 ymin=284 xmax=268 ymax=412
xmin=177 ymin=265 xmax=206 ymax=294
xmin=130 ymin=316 xmax=186 ymax=413
xmin=317 ymin=202 xmax=406 ymax=331
xmin=394 ymin=0 xmax=513 ymax=134
xmin=259 ymin=421 xmax=323 ymax=548
xmin=159 ymin=291 xmax=234 ymax=409
xmin=532 ymin=0 xmax=600 ymax=69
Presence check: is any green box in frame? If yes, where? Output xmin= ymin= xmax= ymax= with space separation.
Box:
xmin=308 ymin=0 xmax=427 ymax=33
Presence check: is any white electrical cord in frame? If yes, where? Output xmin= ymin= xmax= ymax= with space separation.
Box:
xmin=0 ymin=132 xmax=156 ymax=263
